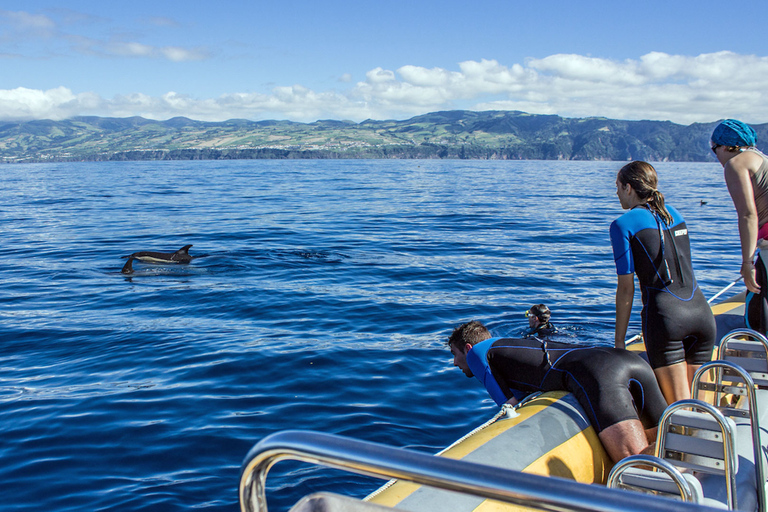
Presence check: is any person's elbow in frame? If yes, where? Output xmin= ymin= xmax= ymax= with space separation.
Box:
xmin=739 ymin=209 xmax=758 ymax=225
xmin=616 ymin=274 xmax=634 ymax=295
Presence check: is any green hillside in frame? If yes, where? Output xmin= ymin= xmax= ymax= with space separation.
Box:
xmin=0 ymin=110 xmax=763 ymax=163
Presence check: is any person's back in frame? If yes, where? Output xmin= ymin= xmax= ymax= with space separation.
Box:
xmin=482 ymin=338 xmax=662 ymax=429
xmin=744 ymin=148 xmax=768 ymax=230
xmin=485 ymin=337 xmax=569 ymax=396
xmin=448 ymin=321 xmax=667 ymax=463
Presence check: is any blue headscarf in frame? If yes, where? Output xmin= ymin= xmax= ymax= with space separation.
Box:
xmin=711 ymin=119 xmax=757 ymax=147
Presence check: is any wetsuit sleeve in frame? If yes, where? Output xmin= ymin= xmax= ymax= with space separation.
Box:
xmin=466 ymin=345 xmax=510 ymax=406
xmin=610 ymin=217 xmax=634 ymax=275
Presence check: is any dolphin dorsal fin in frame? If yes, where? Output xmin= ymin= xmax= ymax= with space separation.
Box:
xmin=121 ymin=256 xmax=135 ymax=274
xmin=176 ymin=245 xmax=193 ymax=255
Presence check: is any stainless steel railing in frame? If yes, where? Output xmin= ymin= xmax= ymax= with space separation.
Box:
xmin=239 ymin=430 xmax=723 ymax=512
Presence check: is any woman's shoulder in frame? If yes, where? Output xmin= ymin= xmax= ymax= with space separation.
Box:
xmin=728 ymin=149 xmax=766 ymax=174
xmin=612 ymin=206 xmax=652 ymax=228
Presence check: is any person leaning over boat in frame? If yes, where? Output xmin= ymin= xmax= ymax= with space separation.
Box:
xmin=712 ymin=119 xmax=768 ymax=334
xmin=448 ymin=320 xmax=667 ymax=464
xmin=524 ymin=304 xmax=557 ymax=338
xmin=610 ymin=161 xmax=715 ymax=404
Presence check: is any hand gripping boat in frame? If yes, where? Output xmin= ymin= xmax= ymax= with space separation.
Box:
xmin=239 ymin=294 xmax=768 ymax=512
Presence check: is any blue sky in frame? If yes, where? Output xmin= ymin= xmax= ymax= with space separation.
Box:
xmin=1 ymin=0 xmax=767 ymax=124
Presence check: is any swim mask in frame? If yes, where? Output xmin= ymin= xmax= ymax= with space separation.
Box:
xmin=526 ymin=304 xmax=550 ymax=322
xmin=711 ymin=119 xmax=757 ymax=147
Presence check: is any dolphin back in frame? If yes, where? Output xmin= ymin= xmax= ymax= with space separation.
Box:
xmin=123 ymin=244 xmax=195 ymax=266
xmin=120 ymin=244 xmax=195 ymax=272
xmin=171 ymin=245 xmax=193 ymax=262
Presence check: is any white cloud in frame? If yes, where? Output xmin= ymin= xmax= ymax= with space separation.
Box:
xmin=159 ymin=46 xmax=208 ymax=62
xmin=0 ymin=10 xmax=56 ymax=35
xmin=113 ymin=42 xmax=155 ymax=58
xmin=529 ymin=54 xmax=643 ymax=85
xmin=0 ymin=9 xmax=210 ymax=62
xmin=0 ymin=87 xmax=101 ymax=120
xmin=365 ymin=68 xmax=397 ymax=84
xmin=71 ymin=38 xmax=210 ymax=61
xmin=2 ymin=51 xmax=768 ymax=124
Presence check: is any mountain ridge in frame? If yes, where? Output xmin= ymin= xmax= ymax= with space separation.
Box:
xmin=0 ymin=110 xmax=764 ymax=163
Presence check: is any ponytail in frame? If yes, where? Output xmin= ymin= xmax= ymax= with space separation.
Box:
xmin=648 ymin=190 xmax=673 ymax=226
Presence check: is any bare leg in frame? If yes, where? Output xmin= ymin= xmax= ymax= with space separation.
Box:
xmin=687 ymin=364 xmax=701 ymax=390
xmin=653 ymin=362 xmax=690 ymax=404
xmin=644 ymin=426 xmax=658 ymax=444
xmin=598 ymin=419 xmax=649 ymax=463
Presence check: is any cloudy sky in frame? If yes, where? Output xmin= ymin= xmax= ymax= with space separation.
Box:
xmin=1 ymin=0 xmax=767 ymax=124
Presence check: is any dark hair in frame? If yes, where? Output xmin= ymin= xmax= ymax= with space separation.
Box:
xmin=447 ymin=320 xmax=492 ymax=349
xmin=529 ymin=304 xmax=550 ymax=323
xmin=617 ymin=161 xmax=673 ymax=226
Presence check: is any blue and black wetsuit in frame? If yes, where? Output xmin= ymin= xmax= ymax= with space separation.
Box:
xmin=610 ymin=204 xmax=715 ymax=368
xmin=466 ymin=337 xmax=667 ymax=433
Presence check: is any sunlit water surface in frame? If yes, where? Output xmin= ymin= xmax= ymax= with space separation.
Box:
xmin=0 ymin=159 xmax=737 ymax=511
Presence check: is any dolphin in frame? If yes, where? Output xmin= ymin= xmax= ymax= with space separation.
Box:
xmin=121 ymin=244 xmax=195 ymax=274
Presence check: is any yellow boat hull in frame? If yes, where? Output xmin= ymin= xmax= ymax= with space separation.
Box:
xmin=369 ymin=294 xmax=750 ymax=511
xmin=368 ymin=391 xmax=612 ymax=511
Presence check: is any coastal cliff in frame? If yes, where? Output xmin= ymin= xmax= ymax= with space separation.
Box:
xmin=1 ymin=110 xmax=765 ymax=163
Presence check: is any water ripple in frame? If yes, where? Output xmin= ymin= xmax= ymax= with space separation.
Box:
xmin=0 ymin=159 xmax=737 ymax=511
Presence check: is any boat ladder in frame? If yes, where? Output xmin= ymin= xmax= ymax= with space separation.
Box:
xmin=608 ymin=399 xmax=738 ymax=508
xmin=608 ymin=328 xmax=768 ymax=511
xmin=713 ymin=329 xmax=768 ymax=511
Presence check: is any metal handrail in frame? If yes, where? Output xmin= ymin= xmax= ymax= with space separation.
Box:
xmin=717 ymin=329 xmax=768 ymax=367
xmin=607 ymin=454 xmax=698 ymax=502
xmin=239 ymin=430 xmax=723 ymax=512
xmin=693 ymin=357 xmax=767 ymax=512
xmin=655 ymin=399 xmax=738 ymax=510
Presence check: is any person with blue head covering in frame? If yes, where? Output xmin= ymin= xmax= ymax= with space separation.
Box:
xmin=713 ymin=119 xmax=768 ymax=334
xmin=712 ymin=119 xmax=757 ymax=148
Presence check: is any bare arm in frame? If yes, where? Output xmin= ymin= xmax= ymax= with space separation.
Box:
xmin=615 ymin=273 xmax=635 ymax=349
xmin=724 ymin=154 xmax=761 ymax=293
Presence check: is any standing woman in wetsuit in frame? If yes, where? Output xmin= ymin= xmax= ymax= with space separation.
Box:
xmin=711 ymin=120 xmax=768 ymax=333
xmin=610 ymin=161 xmax=716 ymax=404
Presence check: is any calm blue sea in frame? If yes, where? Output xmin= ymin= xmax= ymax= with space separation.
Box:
xmin=0 ymin=159 xmax=738 ymax=512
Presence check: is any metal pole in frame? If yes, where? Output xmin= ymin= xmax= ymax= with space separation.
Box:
xmin=708 ymin=276 xmax=743 ymax=304
xmin=240 ymin=430 xmax=723 ymax=512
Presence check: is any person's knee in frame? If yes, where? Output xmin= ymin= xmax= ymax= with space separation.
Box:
xmin=598 ymin=419 xmax=649 ymax=463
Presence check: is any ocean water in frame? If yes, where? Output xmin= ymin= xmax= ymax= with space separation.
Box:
xmin=0 ymin=159 xmax=738 ymax=512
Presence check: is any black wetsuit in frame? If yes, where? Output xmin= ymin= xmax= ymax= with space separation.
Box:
xmin=610 ymin=204 xmax=716 ymax=368
xmin=525 ymin=322 xmax=557 ymax=338
xmin=747 ymin=253 xmax=768 ymax=334
xmin=466 ymin=337 xmax=667 ymax=433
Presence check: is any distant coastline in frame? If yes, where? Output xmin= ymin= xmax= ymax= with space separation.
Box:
xmin=1 ymin=110 xmax=765 ymax=163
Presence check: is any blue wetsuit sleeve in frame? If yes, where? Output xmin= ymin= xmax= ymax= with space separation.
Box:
xmin=467 ymin=340 xmax=514 ymax=406
xmin=610 ymin=216 xmax=634 ymax=275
